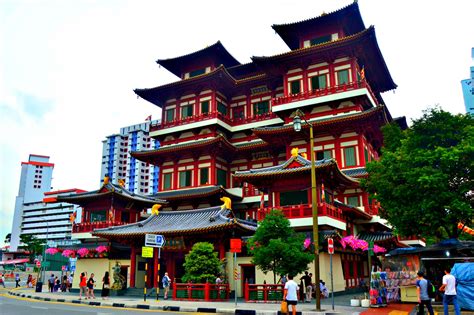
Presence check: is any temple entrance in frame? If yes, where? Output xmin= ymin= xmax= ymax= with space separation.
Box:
xmin=241 ymin=264 xmax=255 ymax=297
xmin=120 ymin=265 xmax=128 ymax=290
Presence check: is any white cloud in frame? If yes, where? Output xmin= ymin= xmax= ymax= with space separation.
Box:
xmin=1 ymin=0 xmax=473 ymax=245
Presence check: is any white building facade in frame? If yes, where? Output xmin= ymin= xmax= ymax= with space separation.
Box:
xmin=461 ymin=48 xmax=474 ymax=115
xmin=100 ymin=121 xmax=160 ymax=195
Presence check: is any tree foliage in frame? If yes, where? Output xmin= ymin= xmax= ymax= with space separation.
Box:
xmin=362 ymin=108 xmax=473 ymax=241
xmin=247 ymin=210 xmax=313 ymax=283
xmin=20 ymin=234 xmax=44 ymax=262
xmin=182 ymin=242 xmax=222 ymax=283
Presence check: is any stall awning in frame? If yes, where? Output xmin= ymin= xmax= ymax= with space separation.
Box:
xmin=0 ymin=258 xmax=29 ymax=265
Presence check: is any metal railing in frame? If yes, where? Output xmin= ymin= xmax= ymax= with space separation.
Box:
xmin=72 ymin=221 xmax=127 ymax=233
xmin=172 ymin=282 xmax=230 ymax=301
xmin=256 ymin=203 xmax=345 ymax=222
xmin=244 ymin=283 xmax=284 ymax=303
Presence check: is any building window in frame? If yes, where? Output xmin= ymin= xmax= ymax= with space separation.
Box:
xmin=337 ymin=69 xmax=350 ymax=85
xmin=364 ymin=148 xmax=369 ymax=163
xmin=216 ymin=169 xmax=227 ymax=188
xmin=344 ymin=147 xmax=356 ymax=167
xmin=290 ymin=80 xmax=301 ymax=94
xmin=179 ymin=170 xmax=192 ymax=188
xmin=280 ymin=190 xmax=308 ymax=206
xmin=163 ymin=173 xmax=172 ymax=190
xmin=232 ymin=106 xmax=245 ymax=119
xmin=217 ymin=101 xmax=227 ymax=116
xmin=165 ymin=108 xmax=175 ymax=122
xmin=316 ymin=150 xmax=332 ymax=160
xmin=311 ymin=75 xmax=327 ymax=90
xmin=201 ymin=100 xmax=209 ymax=114
xmin=181 ymin=104 xmax=193 ymax=118
xmin=189 ymin=68 xmax=206 ymax=78
xmin=253 ymin=101 xmax=269 ymax=116
xmin=347 ymin=196 xmax=359 ymax=207
xmin=310 ymin=34 xmax=332 ymax=46
xmin=200 ymin=168 xmax=209 ymax=185
xmin=90 ymin=210 xmax=107 ymax=222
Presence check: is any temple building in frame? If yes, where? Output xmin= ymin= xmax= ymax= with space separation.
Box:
xmin=57 ymin=2 xmax=421 ymax=296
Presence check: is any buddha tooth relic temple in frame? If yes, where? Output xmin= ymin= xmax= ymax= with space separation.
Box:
xmin=53 ymin=2 xmax=422 ymax=296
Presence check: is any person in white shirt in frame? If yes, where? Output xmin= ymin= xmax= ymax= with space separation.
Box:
xmin=439 ymin=267 xmax=460 ymax=315
xmin=283 ymin=275 xmax=299 ymax=315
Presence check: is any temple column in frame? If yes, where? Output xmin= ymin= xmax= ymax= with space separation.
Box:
xmin=219 ymin=240 xmax=225 ymax=260
xmin=153 ymin=247 xmax=159 ymax=288
xmin=130 ymin=246 xmax=137 ymax=287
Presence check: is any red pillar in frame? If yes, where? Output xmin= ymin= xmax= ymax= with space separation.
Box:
xmin=130 ymin=246 xmax=137 ymax=288
xmin=219 ymin=241 xmax=225 ymax=260
xmin=153 ymin=248 xmax=159 ymax=289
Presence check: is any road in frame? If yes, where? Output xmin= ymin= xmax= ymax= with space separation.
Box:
xmin=0 ymin=291 xmax=204 ymax=315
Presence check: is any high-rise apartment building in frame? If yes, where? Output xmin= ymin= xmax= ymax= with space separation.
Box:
xmin=100 ymin=121 xmax=160 ymax=195
xmin=10 ymin=155 xmax=82 ymax=251
xmin=461 ymin=48 xmax=474 ymax=115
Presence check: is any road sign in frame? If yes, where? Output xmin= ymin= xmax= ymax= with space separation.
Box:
xmin=145 ymin=234 xmax=166 ymax=248
xmin=142 ymin=246 xmax=154 ymax=258
xmin=328 ymin=238 xmax=334 ymax=254
xmin=230 ymin=238 xmax=242 ymax=253
xmin=61 ymin=265 xmax=66 ymax=271
xmin=36 ymin=261 xmax=41 ymax=267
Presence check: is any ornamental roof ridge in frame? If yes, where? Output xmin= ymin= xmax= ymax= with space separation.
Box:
xmin=252 ymin=26 xmax=373 ymax=62
xmin=152 ymin=185 xmax=242 ymax=201
xmin=271 ymin=1 xmax=360 ymax=29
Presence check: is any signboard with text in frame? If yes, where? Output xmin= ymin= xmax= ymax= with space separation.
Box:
xmin=142 ymin=246 xmax=154 ymax=258
xmin=145 ymin=234 xmax=166 ymax=248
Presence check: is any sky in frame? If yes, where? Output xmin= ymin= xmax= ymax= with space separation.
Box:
xmin=1 ymin=0 xmax=473 ymax=245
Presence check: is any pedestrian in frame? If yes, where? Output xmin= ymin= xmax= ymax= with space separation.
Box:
xmin=61 ymin=275 xmax=68 ymax=292
xmin=0 ymin=273 xmax=5 ymax=288
xmin=319 ymin=280 xmax=329 ymax=298
xmin=15 ymin=273 xmax=20 ymax=288
xmin=416 ymin=271 xmax=434 ymax=315
xmin=54 ymin=277 xmax=60 ymax=292
xmin=439 ymin=267 xmax=460 ymax=315
xmin=280 ymin=274 xmax=288 ymax=286
xmin=27 ymin=274 xmax=33 ymax=288
xmin=215 ymin=274 xmax=223 ymax=298
xmin=298 ymin=278 xmax=305 ymax=302
xmin=87 ymin=273 xmax=96 ymax=299
xmin=79 ymin=272 xmax=88 ymax=300
xmin=301 ymin=271 xmax=312 ymax=302
xmin=68 ymin=273 xmax=74 ymax=292
xmin=48 ymin=274 xmax=55 ymax=292
xmin=283 ymin=275 xmax=299 ymax=315
xmin=162 ymin=272 xmax=171 ymax=299
xmin=101 ymin=271 xmax=110 ymax=300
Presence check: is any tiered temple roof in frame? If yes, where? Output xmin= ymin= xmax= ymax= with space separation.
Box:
xmin=92 ymin=207 xmax=257 ymax=240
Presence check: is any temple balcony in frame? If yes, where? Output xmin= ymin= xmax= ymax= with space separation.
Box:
xmin=72 ymin=221 xmax=128 ymax=234
xmin=150 ymin=111 xmax=282 ymax=136
xmin=272 ymin=80 xmax=378 ymax=112
xmin=255 ymin=203 xmax=347 ymax=230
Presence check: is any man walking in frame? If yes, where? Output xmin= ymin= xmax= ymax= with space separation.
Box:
xmin=416 ymin=271 xmax=434 ymax=315
xmin=48 ymin=274 xmax=55 ymax=292
xmin=283 ymin=275 xmax=299 ymax=315
xmin=162 ymin=272 xmax=171 ymax=300
xmin=439 ymin=267 xmax=460 ymax=315
xmin=301 ymin=271 xmax=312 ymax=302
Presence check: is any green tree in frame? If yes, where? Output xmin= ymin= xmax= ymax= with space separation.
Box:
xmin=19 ymin=234 xmax=44 ymax=262
xmin=247 ymin=210 xmax=313 ymax=283
xmin=182 ymin=242 xmax=222 ymax=283
xmin=363 ymin=108 xmax=473 ymax=241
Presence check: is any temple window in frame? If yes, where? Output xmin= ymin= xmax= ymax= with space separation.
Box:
xmin=179 ymin=170 xmax=192 ymax=188
xmin=290 ymin=80 xmax=301 ymax=94
xmin=165 ymin=108 xmax=175 ymax=122
xmin=310 ymin=74 xmax=327 ymax=90
xmin=364 ymin=148 xmax=369 ymax=163
xmin=346 ymin=196 xmax=359 ymax=207
xmin=217 ymin=101 xmax=228 ymax=116
xmin=253 ymin=101 xmax=269 ymax=116
xmin=189 ymin=68 xmax=206 ymax=78
xmin=90 ymin=210 xmax=106 ymax=222
xmin=200 ymin=100 xmax=210 ymax=114
xmin=309 ymin=34 xmax=332 ymax=46
xmin=337 ymin=69 xmax=350 ymax=85
xmin=181 ymin=104 xmax=193 ymax=118
xmin=216 ymin=169 xmax=227 ymax=188
xmin=343 ymin=146 xmax=357 ymax=166
xmin=199 ymin=167 xmax=209 ymax=185
xmin=232 ymin=106 xmax=245 ymax=119
xmin=163 ymin=173 xmax=172 ymax=190
xmin=280 ymin=190 xmax=308 ymax=206
xmin=316 ymin=149 xmax=332 ymax=160
xmin=121 ymin=211 xmax=130 ymax=223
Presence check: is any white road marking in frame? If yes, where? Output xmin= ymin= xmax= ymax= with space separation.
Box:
xmin=30 ymin=306 xmax=48 ymax=309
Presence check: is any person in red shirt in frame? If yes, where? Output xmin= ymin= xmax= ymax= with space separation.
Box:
xmin=79 ymin=272 xmax=88 ymax=300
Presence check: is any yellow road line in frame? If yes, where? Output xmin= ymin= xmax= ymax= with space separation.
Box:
xmin=2 ymin=293 xmax=209 ymax=314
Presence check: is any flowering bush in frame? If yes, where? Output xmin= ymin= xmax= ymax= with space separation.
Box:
xmin=45 ymin=248 xmax=59 ymax=255
xmin=77 ymin=248 xmax=89 ymax=257
xmin=62 ymin=249 xmax=75 ymax=258
xmin=373 ymin=245 xmax=387 ymax=253
xmin=96 ymin=245 xmax=109 ymax=253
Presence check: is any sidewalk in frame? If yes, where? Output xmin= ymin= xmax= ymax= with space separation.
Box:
xmin=8 ymin=286 xmax=367 ymax=315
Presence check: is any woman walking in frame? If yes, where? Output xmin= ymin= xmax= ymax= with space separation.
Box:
xmin=79 ymin=272 xmax=88 ymax=300
xmin=101 ymin=271 xmax=110 ymax=300
xmin=87 ymin=273 xmax=96 ymax=299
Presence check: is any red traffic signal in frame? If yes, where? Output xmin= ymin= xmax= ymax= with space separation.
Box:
xmin=328 ymin=237 xmax=334 ymax=254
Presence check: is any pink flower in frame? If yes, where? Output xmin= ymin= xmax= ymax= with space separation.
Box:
xmin=45 ymin=248 xmax=59 ymax=255
xmin=96 ymin=245 xmax=109 ymax=253
xmin=62 ymin=249 xmax=75 ymax=258
xmin=373 ymin=245 xmax=387 ymax=253
xmin=303 ymin=238 xmax=311 ymax=249
xmin=77 ymin=248 xmax=89 ymax=257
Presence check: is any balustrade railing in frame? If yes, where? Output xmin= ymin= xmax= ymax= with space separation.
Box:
xmin=172 ymin=282 xmax=230 ymax=301
xmin=244 ymin=283 xmax=284 ymax=303
xmin=256 ymin=203 xmax=345 ymax=222
xmin=72 ymin=221 xmax=127 ymax=233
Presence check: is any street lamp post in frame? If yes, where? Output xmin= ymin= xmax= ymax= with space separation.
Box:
xmin=293 ymin=110 xmax=321 ymax=311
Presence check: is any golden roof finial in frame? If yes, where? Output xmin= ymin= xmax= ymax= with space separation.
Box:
xmin=291 ymin=147 xmax=299 ymax=157
xmin=118 ymin=178 xmax=125 ymax=188
xmin=301 ymin=152 xmax=308 ymax=159
xmin=220 ymin=196 xmax=232 ymax=210
xmin=151 ymin=204 xmax=162 ymax=216
xmin=103 ymin=176 xmax=109 ymax=185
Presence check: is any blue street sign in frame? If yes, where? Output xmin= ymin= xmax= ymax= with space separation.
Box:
xmin=145 ymin=234 xmax=166 ymax=248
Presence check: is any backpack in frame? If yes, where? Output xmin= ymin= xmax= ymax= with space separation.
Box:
xmin=163 ymin=276 xmax=169 ymax=287
xmin=427 ymin=280 xmax=436 ymax=299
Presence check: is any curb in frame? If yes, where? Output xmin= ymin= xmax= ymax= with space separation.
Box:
xmin=7 ymin=291 xmax=342 ymax=315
